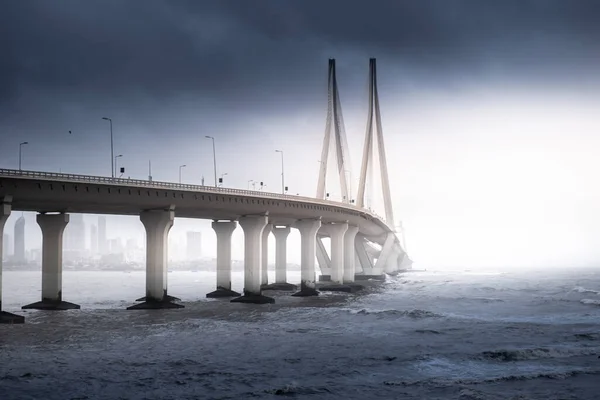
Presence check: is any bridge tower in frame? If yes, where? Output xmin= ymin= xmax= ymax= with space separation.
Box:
xmin=316 ymin=58 xmax=408 ymax=283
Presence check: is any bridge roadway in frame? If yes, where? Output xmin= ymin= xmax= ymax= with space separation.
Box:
xmin=0 ymin=169 xmax=407 ymax=323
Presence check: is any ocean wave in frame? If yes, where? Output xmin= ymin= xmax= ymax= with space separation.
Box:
xmin=383 ymin=369 xmax=599 ymax=387
xmin=480 ymin=346 xmax=599 ymax=362
xmin=354 ymin=309 xmax=443 ymax=319
xmin=262 ymin=383 xmax=332 ymax=396
xmin=573 ymin=286 xmax=600 ymax=295
xmin=454 ymin=296 xmax=504 ymax=303
xmin=581 ymin=299 xmax=600 ymax=306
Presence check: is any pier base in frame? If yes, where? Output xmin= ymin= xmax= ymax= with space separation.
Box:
xmin=127 ymin=299 xmax=184 ymax=310
xmin=206 ymin=286 xmax=241 ymax=298
xmin=22 ymin=300 xmax=80 ymax=310
xmin=0 ymin=311 xmax=25 ymax=324
xmin=231 ymin=291 xmax=275 ymax=304
xmin=292 ymin=282 xmax=319 ymax=297
xmin=318 ymin=283 xmax=363 ymax=293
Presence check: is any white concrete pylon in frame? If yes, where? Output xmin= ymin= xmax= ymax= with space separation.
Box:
xmin=238 ymin=215 xmax=268 ymax=296
xmin=22 ymin=213 xmax=80 ymax=310
xmin=0 ymin=197 xmax=23 ymax=323
xmin=261 ymin=223 xmax=272 ymax=285
xmin=343 ymin=225 xmax=359 ymax=283
xmin=319 ymin=222 xmax=348 ymax=284
xmin=127 ymin=207 xmax=179 ymax=309
xmin=272 ymin=226 xmax=291 ymax=284
xmin=212 ymin=220 xmax=237 ymax=291
xmin=293 ymin=217 xmax=322 ymax=295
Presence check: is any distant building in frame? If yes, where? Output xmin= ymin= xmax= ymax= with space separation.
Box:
xmin=186 ymin=231 xmax=202 ymax=260
xmin=90 ymin=224 xmax=98 ymax=254
xmin=3 ymin=234 xmax=11 ymax=260
xmin=65 ymin=214 xmax=86 ymax=251
xmin=14 ymin=216 xmax=26 ymax=263
xmin=109 ymin=238 xmax=123 ymax=254
xmin=98 ymin=216 xmax=107 ymax=254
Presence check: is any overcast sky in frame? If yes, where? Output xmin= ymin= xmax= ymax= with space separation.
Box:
xmin=2 ymin=1 xmax=600 ymax=268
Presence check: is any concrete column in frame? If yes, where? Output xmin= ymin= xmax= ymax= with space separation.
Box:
xmin=232 ymin=214 xmax=274 ymax=304
xmin=292 ymin=217 xmax=321 ymax=296
xmin=128 ymin=207 xmax=182 ymax=309
xmin=0 ymin=198 xmax=24 ymax=323
xmin=206 ymin=220 xmax=240 ymax=298
xmin=319 ymin=222 xmax=362 ymax=293
xmin=343 ymin=225 xmax=359 ymax=283
xmin=260 ymin=223 xmax=272 ymax=286
xmin=23 ymin=213 xmax=80 ymax=310
xmin=262 ymin=226 xmax=296 ymax=291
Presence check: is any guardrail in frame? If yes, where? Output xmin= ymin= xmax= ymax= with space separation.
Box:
xmin=0 ymin=168 xmax=389 ymax=223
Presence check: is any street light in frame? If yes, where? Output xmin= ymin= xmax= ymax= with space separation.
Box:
xmin=247 ymin=179 xmax=254 ymax=190
xmin=220 ymin=172 xmax=228 ymax=187
xmin=18 ymin=141 xmax=28 ymax=171
xmin=205 ymin=135 xmax=217 ymax=187
xmin=275 ymin=149 xmax=285 ymax=194
xmin=179 ymin=164 xmax=187 ymax=184
xmin=114 ymin=154 xmax=123 ymax=177
xmin=102 ymin=117 xmax=114 ymax=178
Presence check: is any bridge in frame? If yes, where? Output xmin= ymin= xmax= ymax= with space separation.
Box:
xmin=0 ymin=58 xmax=411 ymax=324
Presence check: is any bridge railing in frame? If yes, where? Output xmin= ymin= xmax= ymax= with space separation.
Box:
xmin=0 ymin=168 xmax=389 ymax=222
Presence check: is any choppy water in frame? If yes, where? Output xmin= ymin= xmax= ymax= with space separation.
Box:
xmin=1 ymin=267 xmax=599 ymax=399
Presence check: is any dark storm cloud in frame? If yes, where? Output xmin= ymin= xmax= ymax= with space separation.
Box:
xmin=1 ymin=0 xmax=600 ymax=113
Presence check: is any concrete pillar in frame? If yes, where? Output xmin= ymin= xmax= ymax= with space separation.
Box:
xmin=206 ymin=220 xmax=240 ymax=298
xmin=292 ymin=217 xmax=321 ymax=296
xmin=128 ymin=207 xmax=182 ymax=309
xmin=343 ymin=225 xmax=359 ymax=283
xmin=319 ymin=222 xmax=362 ymax=293
xmin=261 ymin=223 xmax=272 ymax=286
xmin=262 ymin=226 xmax=296 ymax=291
xmin=23 ymin=213 xmax=80 ymax=310
xmin=232 ymin=214 xmax=274 ymax=304
xmin=0 ymin=198 xmax=24 ymax=323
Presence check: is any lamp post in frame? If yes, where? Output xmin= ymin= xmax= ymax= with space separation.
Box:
xmin=247 ymin=179 xmax=254 ymax=190
xmin=344 ymin=169 xmax=353 ymax=203
xmin=18 ymin=141 xmax=28 ymax=171
xmin=114 ymin=154 xmax=123 ymax=177
xmin=220 ymin=172 xmax=228 ymax=187
xmin=179 ymin=164 xmax=187 ymax=184
xmin=275 ymin=149 xmax=285 ymax=194
xmin=205 ymin=135 xmax=217 ymax=187
xmin=102 ymin=117 xmax=114 ymax=178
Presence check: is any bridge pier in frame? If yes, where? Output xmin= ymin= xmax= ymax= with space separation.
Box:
xmin=319 ymin=222 xmax=359 ymax=293
xmin=206 ymin=220 xmax=240 ymax=298
xmin=343 ymin=225 xmax=359 ymax=283
xmin=23 ymin=213 xmax=80 ymax=311
xmin=260 ymin=223 xmax=272 ymax=287
xmin=0 ymin=198 xmax=24 ymax=323
xmin=292 ymin=218 xmax=321 ymax=297
xmin=128 ymin=207 xmax=183 ymax=309
xmin=232 ymin=215 xmax=274 ymax=304
xmin=262 ymin=226 xmax=296 ymax=291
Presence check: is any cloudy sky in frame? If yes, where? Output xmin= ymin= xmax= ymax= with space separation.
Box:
xmin=2 ymin=1 xmax=600 ymax=268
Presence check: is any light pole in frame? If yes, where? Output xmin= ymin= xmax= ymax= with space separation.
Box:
xmin=114 ymin=155 xmax=123 ymax=177
xmin=179 ymin=164 xmax=187 ymax=184
xmin=247 ymin=179 xmax=254 ymax=190
xmin=205 ymin=135 xmax=217 ymax=187
xmin=344 ymin=169 xmax=353 ymax=203
xmin=102 ymin=117 xmax=114 ymax=178
xmin=220 ymin=172 xmax=228 ymax=187
xmin=18 ymin=141 xmax=28 ymax=171
xmin=275 ymin=149 xmax=285 ymax=194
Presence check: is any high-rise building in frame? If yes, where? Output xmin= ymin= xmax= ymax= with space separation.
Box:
xmin=186 ymin=231 xmax=202 ymax=260
xmin=65 ymin=214 xmax=86 ymax=251
xmin=14 ymin=216 xmax=26 ymax=263
xmin=98 ymin=216 xmax=107 ymax=254
xmin=90 ymin=224 xmax=98 ymax=254
xmin=2 ymin=233 xmax=11 ymax=261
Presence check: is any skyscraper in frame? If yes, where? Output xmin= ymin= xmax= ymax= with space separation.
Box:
xmin=186 ymin=231 xmax=202 ymax=260
xmin=65 ymin=214 xmax=86 ymax=251
xmin=2 ymin=233 xmax=11 ymax=261
xmin=90 ymin=224 xmax=98 ymax=254
xmin=14 ymin=215 xmax=25 ymax=263
xmin=98 ymin=216 xmax=107 ymax=255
